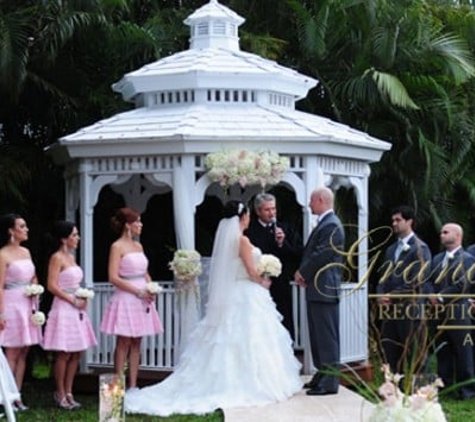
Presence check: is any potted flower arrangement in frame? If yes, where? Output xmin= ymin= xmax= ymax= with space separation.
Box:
xmin=368 ymin=364 xmax=446 ymax=421
xmin=169 ymin=249 xmax=202 ymax=291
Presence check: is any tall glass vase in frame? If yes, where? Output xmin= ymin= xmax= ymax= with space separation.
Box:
xmin=99 ymin=373 xmax=125 ymax=422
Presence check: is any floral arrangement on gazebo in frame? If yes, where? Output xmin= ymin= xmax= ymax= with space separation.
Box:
xmin=205 ymin=150 xmax=289 ymax=189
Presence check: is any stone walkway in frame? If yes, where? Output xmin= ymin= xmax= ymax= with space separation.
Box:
xmin=224 ymin=377 xmax=375 ymax=422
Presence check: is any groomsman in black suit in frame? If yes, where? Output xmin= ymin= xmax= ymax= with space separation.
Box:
xmin=245 ymin=193 xmax=302 ymax=339
xmin=295 ymin=187 xmax=345 ymax=396
xmin=377 ymin=206 xmax=432 ymax=375
xmin=427 ymin=223 xmax=475 ymax=400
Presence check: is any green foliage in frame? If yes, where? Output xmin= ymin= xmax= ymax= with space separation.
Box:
xmin=2 ymin=0 xmax=475 ymax=252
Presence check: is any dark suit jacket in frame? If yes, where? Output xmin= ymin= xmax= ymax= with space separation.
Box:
xmin=298 ymin=212 xmax=345 ymax=304
xmin=377 ymin=235 xmax=432 ymax=295
xmin=245 ymin=219 xmax=302 ymax=284
xmin=467 ymin=244 xmax=475 ymax=257
xmin=426 ymin=248 xmax=475 ymax=299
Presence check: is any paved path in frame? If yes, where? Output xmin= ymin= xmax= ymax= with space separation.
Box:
xmin=224 ymin=377 xmax=375 ymax=422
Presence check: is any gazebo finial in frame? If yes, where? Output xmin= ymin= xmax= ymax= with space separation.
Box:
xmin=184 ymin=0 xmax=245 ymax=50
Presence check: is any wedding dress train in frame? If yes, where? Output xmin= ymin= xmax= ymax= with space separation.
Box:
xmin=125 ymin=246 xmax=302 ymax=416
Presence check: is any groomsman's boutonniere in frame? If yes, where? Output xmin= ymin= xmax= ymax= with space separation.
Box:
xmin=402 ymin=244 xmax=411 ymax=253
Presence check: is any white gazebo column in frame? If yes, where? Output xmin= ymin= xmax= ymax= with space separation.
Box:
xmin=172 ymin=155 xmax=201 ymax=355
xmin=64 ymin=167 xmax=79 ymax=223
xmin=300 ymin=156 xmax=325 ymax=374
xmin=78 ymin=160 xmax=94 ymax=288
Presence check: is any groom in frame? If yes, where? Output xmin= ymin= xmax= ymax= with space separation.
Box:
xmin=295 ymin=187 xmax=345 ymax=396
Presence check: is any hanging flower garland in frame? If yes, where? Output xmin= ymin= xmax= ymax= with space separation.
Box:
xmin=204 ymin=150 xmax=289 ymax=189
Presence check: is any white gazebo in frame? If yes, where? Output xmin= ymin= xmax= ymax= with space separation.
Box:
xmin=47 ymin=0 xmax=391 ymax=373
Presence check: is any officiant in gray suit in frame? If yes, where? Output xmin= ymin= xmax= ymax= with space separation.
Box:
xmin=295 ymin=187 xmax=345 ymax=396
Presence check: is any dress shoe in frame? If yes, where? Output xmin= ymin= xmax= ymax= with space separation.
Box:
xmin=459 ymin=389 xmax=475 ymax=400
xmin=306 ymin=387 xmax=338 ymax=396
xmin=303 ymin=373 xmax=322 ymax=389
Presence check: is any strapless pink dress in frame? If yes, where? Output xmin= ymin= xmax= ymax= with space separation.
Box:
xmin=100 ymin=252 xmax=163 ymax=337
xmin=42 ymin=266 xmax=97 ymax=352
xmin=0 ymin=258 xmax=42 ymax=347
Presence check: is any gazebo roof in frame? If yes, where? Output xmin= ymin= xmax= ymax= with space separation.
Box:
xmin=48 ymin=0 xmax=391 ymax=164
xmin=57 ymin=103 xmax=389 ymax=162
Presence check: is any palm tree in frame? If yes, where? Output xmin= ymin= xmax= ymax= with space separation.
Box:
xmin=287 ymin=0 xmax=475 ymax=242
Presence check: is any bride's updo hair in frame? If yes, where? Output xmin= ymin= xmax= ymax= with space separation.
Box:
xmin=223 ymin=200 xmax=248 ymax=219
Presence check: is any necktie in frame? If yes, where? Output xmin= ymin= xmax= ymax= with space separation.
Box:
xmin=394 ymin=240 xmax=404 ymax=261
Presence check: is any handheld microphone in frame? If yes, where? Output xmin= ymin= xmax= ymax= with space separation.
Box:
xmin=269 ymin=217 xmax=277 ymax=229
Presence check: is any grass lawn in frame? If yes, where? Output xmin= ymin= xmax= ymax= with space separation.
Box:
xmin=12 ymin=378 xmax=223 ymax=422
xmin=9 ymin=376 xmax=475 ymax=421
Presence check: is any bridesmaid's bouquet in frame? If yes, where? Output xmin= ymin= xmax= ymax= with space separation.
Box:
xmin=75 ymin=287 xmax=95 ymax=300
xmin=31 ymin=310 xmax=46 ymax=326
xmin=146 ymin=282 xmax=163 ymax=294
xmin=25 ymin=284 xmax=45 ymax=296
xmin=169 ymin=250 xmax=202 ymax=282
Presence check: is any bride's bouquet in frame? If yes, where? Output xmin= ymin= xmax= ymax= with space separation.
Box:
xmin=169 ymin=250 xmax=202 ymax=282
xmin=257 ymin=254 xmax=282 ymax=277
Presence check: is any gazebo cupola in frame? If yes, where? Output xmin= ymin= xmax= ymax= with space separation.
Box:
xmin=185 ymin=0 xmax=244 ymax=50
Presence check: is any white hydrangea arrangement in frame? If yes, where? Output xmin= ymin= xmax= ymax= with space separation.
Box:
xmin=25 ymin=284 xmax=45 ymax=296
xmin=169 ymin=250 xmax=202 ymax=282
xmin=205 ymin=150 xmax=289 ymax=189
xmin=257 ymin=254 xmax=282 ymax=277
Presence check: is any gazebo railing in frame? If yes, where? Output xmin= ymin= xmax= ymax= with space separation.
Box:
xmin=87 ymin=282 xmax=179 ymax=371
xmin=86 ymin=281 xmax=367 ymax=372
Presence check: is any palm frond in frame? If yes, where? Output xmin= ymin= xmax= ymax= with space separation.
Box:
xmin=367 ymin=69 xmax=420 ymax=109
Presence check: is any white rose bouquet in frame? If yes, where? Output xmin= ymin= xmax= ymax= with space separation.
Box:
xmin=31 ymin=310 xmax=46 ymax=326
xmin=146 ymin=282 xmax=163 ymax=295
xmin=169 ymin=250 xmax=202 ymax=282
xmin=75 ymin=287 xmax=95 ymax=300
xmin=25 ymin=284 xmax=45 ymax=296
xmin=257 ymin=254 xmax=282 ymax=277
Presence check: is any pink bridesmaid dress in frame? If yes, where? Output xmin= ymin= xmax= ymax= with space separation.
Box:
xmin=0 ymin=258 xmax=42 ymax=347
xmin=100 ymin=252 xmax=163 ymax=337
xmin=42 ymin=266 xmax=97 ymax=352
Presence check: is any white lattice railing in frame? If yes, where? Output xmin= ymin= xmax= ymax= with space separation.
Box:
xmin=86 ymin=281 xmax=368 ymax=372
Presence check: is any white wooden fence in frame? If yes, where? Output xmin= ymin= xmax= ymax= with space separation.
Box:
xmin=86 ymin=281 xmax=368 ymax=373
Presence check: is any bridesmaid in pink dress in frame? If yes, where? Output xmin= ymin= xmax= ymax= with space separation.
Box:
xmin=0 ymin=213 xmax=42 ymax=411
xmin=43 ymin=221 xmax=97 ymax=410
xmin=100 ymin=207 xmax=163 ymax=390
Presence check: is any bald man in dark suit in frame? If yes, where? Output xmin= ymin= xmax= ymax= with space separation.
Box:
xmin=295 ymin=187 xmax=345 ymax=396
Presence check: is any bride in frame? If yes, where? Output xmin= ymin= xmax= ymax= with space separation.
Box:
xmin=125 ymin=200 xmax=303 ymax=416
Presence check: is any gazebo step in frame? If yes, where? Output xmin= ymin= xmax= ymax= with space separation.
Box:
xmin=340 ymin=361 xmax=373 ymax=386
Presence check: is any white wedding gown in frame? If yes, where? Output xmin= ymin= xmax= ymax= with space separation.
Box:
xmin=125 ymin=247 xmax=302 ymax=416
